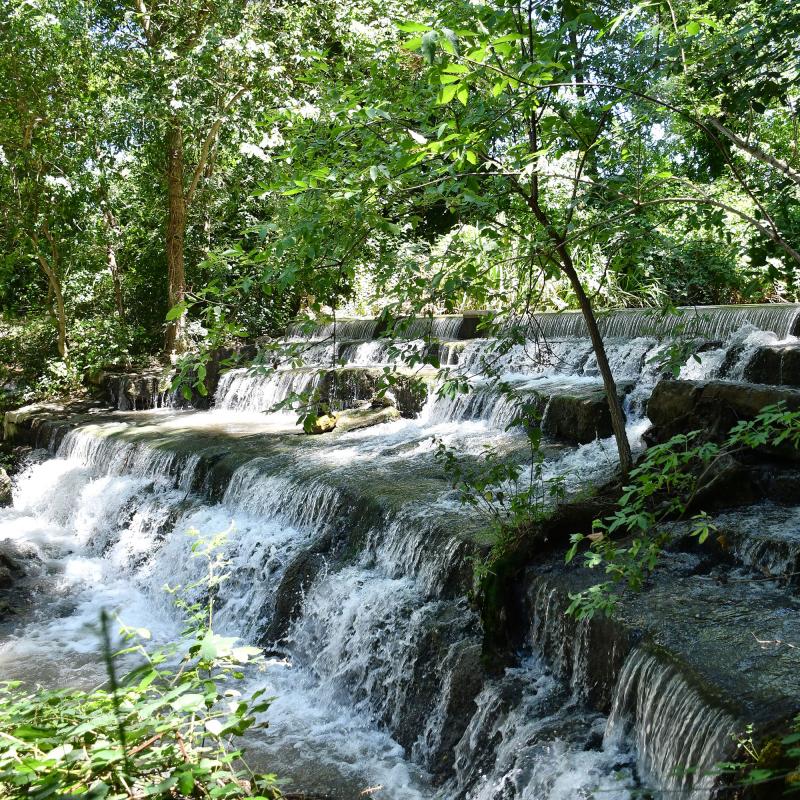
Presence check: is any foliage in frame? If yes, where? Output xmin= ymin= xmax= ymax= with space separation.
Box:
xmin=2 ymin=0 xmax=799 ymax=416
xmin=716 ymin=717 xmax=800 ymax=797
xmin=0 ymin=530 xmax=280 ymax=799
xmin=565 ymin=402 xmax=800 ymax=618
xmin=435 ymin=391 xmax=566 ymax=581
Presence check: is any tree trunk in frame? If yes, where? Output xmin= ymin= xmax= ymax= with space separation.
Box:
xmin=165 ymin=118 xmax=187 ymax=353
xmin=107 ymin=241 xmax=125 ymax=321
xmin=561 ymin=255 xmax=633 ymax=475
xmin=35 ymin=253 xmax=68 ymax=359
xmin=32 ymin=232 xmax=68 ymax=360
xmin=523 ymin=188 xmax=633 ymax=476
xmin=103 ymin=209 xmax=125 ymax=321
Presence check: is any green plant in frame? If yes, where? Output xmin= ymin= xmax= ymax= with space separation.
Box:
xmin=565 ymin=402 xmax=800 ymax=618
xmin=435 ymin=394 xmax=566 ymax=580
xmin=715 ymin=717 xmax=800 ymax=796
xmin=0 ymin=528 xmax=281 ymax=799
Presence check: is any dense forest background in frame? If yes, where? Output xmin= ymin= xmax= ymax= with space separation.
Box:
xmin=1 ymin=0 xmax=799 ymax=403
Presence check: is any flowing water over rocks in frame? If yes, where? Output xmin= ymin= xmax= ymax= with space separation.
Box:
xmin=3 ymin=306 xmax=800 ymax=798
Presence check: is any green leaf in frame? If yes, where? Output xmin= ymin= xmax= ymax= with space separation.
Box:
xmin=177 ymin=771 xmax=195 ymax=795
xmin=165 ymin=301 xmax=187 ymax=321
xmin=396 ymin=21 xmax=431 ymax=33
xmin=171 ymin=693 xmax=204 ymax=712
xmin=421 ymin=30 xmax=438 ymax=63
xmin=12 ymin=725 xmax=55 ymax=740
xmin=438 ymin=83 xmax=459 ymax=105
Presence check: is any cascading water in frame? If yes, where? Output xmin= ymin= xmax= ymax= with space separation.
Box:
xmin=215 ymin=367 xmax=322 ymax=413
xmin=605 ymin=650 xmax=738 ymax=798
xmin=286 ymin=318 xmax=380 ymax=341
xmin=514 ymin=303 xmax=800 ymax=341
xmin=4 ymin=305 xmax=800 ymax=798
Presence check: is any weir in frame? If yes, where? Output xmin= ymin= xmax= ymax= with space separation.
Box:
xmin=3 ymin=304 xmax=800 ymax=798
xmin=282 ymin=303 xmax=800 ymax=346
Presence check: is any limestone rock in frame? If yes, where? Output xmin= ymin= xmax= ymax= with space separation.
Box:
xmin=541 ymin=382 xmax=634 ymax=445
xmin=646 ymin=379 xmax=800 ymax=446
xmin=308 ymin=413 xmax=338 ymax=434
xmin=266 ymin=550 xmax=327 ymax=642
xmin=315 ymin=368 xmax=431 ymax=418
xmin=0 ymin=468 xmax=11 ymax=507
xmin=0 ymin=539 xmax=41 ymax=621
xmin=745 ymin=344 xmax=800 ymax=387
xmin=336 ymin=405 xmax=401 ymax=432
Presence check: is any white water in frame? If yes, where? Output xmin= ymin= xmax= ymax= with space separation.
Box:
xmin=513 ymin=304 xmax=800 ymax=341
xmin=442 ymin=658 xmax=639 ymax=800
xmin=605 ymin=650 xmax=738 ymax=797
xmin=5 ymin=314 xmax=798 ymax=798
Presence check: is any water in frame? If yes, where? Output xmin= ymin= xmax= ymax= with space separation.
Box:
xmin=286 ymin=316 xmax=465 ymax=342
xmin=284 ymin=306 xmax=800 ymax=344
xmin=442 ymin=659 xmax=639 ymax=800
xmin=605 ymin=650 xmax=738 ymax=798
xmin=5 ymin=308 xmax=799 ymax=798
xmin=286 ymin=318 xmax=380 ymax=341
xmin=510 ymin=304 xmax=800 ymax=341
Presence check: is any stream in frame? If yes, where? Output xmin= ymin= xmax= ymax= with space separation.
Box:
xmin=2 ymin=305 xmax=800 ymax=799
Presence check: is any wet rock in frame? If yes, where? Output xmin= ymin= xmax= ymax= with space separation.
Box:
xmin=646 ymin=379 xmax=800 ymax=445
xmin=518 ymin=559 xmax=800 ymax=796
xmin=105 ymin=371 xmax=173 ymax=411
xmin=690 ymin=452 xmax=760 ymax=510
xmin=745 ymin=344 xmax=800 ymax=387
xmin=335 ymin=406 xmax=401 ymax=432
xmin=0 ymin=468 xmax=10 ymax=507
xmin=541 ymin=382 xmax=634 ymax=445
xmin=0 ymin=539 xmax=41 ymax=620
xmin=390 ymin=603 xmax=483 ymax=776
xmin=543 ymin=390 xmax=612 ymax=444
xmin=317 ymin=368 xmax=380 ymax=411
xmin=3 ymin=400 xmax=108 ymax=448
xmin=459 ymin=311 xmax=490 ymax=339
xmin=267 ymin=550 xmax=327 ymax=642
xmin=315 ymin=368 xmax=430 ymax=418
xmin=420 ymin=639 xmax=484 ymax=781
xmin=526 ymin=575 xmax=632 ymax=710
xmin=391 ymin=375 xmax=429 ymax=418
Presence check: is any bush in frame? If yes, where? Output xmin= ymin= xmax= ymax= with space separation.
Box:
xmin=0 ymin=530 xmax=281 ymax=799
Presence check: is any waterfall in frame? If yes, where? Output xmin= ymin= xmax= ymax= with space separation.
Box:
xmin=703 ymin=503 xmax=800 ymax=585
xmin=512 ymin=304 xmax=800 ymax=341
xmin=284 ymin=305 xmax=800 ymax=345
xmin=286 ymin=318 xmax=380 ymax=341
xmin=5 ymin=304 xmax=800 ymax=799
xmin=215 ymin=367 xmax=320 ymax=412
xmin=440 ymin=658 xmax=639 ymax=800
xmin=605 ymin=649 xmax=738 ymax=799
xmin=395 ymin=316 xmax=465 ymax=340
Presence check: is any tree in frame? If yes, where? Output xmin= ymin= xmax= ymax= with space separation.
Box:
xmin=0 ymin=0 xmax=110 ymax=360
xmin=94 ymin=0 xmax=272 ymax=351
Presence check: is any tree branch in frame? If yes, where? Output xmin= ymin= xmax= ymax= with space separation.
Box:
xmin=133 ymin=0 xmax=154 ymax=45
xmin=706 ymin=118 xmax=800 ymax=188
xmin=185 ymin=87 xmax=247 ymax=208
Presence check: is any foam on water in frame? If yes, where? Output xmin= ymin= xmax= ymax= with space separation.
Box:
xmin=441 ymin=658 xmax=639 ymax=800
xmin=5 ymin=311 xmax=792 ymax=797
